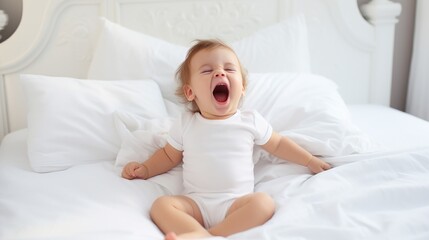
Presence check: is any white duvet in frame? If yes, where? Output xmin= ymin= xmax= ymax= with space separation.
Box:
xmin=1 ymin=129 xmax=429 ymax=240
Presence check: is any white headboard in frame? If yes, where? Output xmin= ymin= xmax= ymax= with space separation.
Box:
xmin=0 ymin=0 xmax=401 ymax=140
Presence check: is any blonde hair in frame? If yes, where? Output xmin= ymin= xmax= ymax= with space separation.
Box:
xmin=175 ymin=39 xmax=247 ymax=112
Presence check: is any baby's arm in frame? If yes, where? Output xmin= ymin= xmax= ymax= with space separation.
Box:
xmin=122 ymin=143 xmax=182 ymax=180
xmin=262 ymin=132 xmax=331 ymax=173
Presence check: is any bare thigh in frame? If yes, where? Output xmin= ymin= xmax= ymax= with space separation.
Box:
xmin=226 ymin=192 xmax=275 ymax=217
xmin=177 ymin=195 xmax=205 ymax=225
xmin=150 ymin=195 xmax=205 ymax=228
xmin=208 ymin=192 xmax=275 ymax=237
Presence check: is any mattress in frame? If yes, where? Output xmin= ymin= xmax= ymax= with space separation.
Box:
xmin=348 ymin=104 xmax=429 ymax=151
xmin=1 ymin=105 xmax=429 ymax=240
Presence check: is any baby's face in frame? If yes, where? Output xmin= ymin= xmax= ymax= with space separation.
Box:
xmin=184 ymin=47 xmax=244 ymax=119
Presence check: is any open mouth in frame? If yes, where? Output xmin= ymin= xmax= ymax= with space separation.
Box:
xmin=213 ymin=84 xmax=229 ymax=103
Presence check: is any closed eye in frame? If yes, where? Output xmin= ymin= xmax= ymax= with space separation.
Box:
xmin=225 ymin=68 xmax=236 ymax=72
xmin=201 ymin=70 xmax=212 ymax=74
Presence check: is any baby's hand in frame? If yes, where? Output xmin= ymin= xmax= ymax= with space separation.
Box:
xmin=122 ymin=162 xmax=146 ymax=180
xmin=307 ymin=157 xmax=331 ymax=174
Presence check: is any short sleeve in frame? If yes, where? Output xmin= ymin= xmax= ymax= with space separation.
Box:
xmin=166 ymin=112 xmax=192 ymax=151
xmin=167 ymin=119 xmax=183 ymax=151
xmin=252 ymin=111 xmax=273 ymax=145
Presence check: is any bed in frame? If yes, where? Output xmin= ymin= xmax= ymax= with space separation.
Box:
xmin=1 ymin=0 xmax=429 ymax=239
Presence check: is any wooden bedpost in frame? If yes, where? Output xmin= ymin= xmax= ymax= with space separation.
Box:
xmin=360 ymin=0 xmax=401 ymax=106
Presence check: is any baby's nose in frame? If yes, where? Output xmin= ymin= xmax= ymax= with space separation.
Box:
xmin=214 ymin=72 xmax=225 ymax=77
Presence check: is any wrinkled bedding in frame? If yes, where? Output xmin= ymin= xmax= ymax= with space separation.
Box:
xmin=1 ymin=127 xmax=429 ymax=240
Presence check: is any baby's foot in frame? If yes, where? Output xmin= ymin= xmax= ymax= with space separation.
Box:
xmin=165 ymin=232 xmax=179 ymax=240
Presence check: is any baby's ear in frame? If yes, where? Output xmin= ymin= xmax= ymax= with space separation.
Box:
xmin=183 ymin=85 xmax=195 ymax=101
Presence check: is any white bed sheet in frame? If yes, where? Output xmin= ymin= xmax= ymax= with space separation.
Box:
xmin=0 ymin=130 xmax=168 ymax=240
xmin=348 ymin=104 xmax=429 ymax=151
xmin=1 ymin=105 xmax=429 ymax=240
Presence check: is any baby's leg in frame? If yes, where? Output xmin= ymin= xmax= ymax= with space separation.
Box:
xmin=208 ymin=192 xmax=275 ymax=237
xmin=150 ymin=195 xmax=211 ymax=239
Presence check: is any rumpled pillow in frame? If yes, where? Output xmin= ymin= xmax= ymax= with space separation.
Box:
xmin=243 ymin=73 xmax=376 ymax=161
xmin=114 ymin=111 xmax=183 ymax=194
xmin=87 ymin=15 xmax=311 ymax=102
xmin=21 ymin=74 xmax=168 ymax=173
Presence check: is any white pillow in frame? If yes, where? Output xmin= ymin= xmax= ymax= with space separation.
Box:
xmin=87 ymin=18 xmax=187 ymax=102
xmin=87 ymin=16 xmax=311 ymax=102
xmin=114 ymin=111 xmax=183 ymax=194
xmin=243 ymin=73 xmax=375 ymax=159
xmin=21 ymin=74 xmax=168 ymax=173
xmin=232 ymin=15 xmax=311 ymax=73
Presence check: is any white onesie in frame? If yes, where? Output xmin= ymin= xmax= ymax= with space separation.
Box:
xmin=167 ymin=110 xmax=273 ymax=228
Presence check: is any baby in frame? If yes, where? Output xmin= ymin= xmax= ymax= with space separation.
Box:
xmin=122 ymin=39 xmax=331 ymax=240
